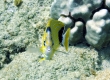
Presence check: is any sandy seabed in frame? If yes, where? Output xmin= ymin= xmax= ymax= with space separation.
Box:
xmin=0 ymin=0 xmax=110 ymax=80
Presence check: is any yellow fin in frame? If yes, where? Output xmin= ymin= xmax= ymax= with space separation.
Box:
xmin=63 ymin=28 xmax=70 ymax=51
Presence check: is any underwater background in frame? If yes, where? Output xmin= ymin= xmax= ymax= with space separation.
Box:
xmin=0 ymin=0 xmax=110 ymax=80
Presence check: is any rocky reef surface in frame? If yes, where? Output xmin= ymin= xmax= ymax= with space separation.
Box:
xmin=0 ymin=0 xmax=110 ymax=80
xmin=0 ymin=45 xmax=110 ymax=80
xmin=0 ymin=0 xmax=52 ymax=68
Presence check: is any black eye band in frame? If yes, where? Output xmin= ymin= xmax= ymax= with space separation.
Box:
xmin=46 ymin=27 xmax=51 ymax=32
xmin=58 ymin=27 xmax=64 ymax=43
xmin=44 ymin=41 xmax=46 ymax=46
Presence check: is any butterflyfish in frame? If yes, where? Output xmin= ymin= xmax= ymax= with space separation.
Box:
xmin=40 ymin=18 xmax=70 ymax=61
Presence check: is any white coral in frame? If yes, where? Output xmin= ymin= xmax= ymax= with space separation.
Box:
xmin=85 ymin=9 xmax=110 ymax=49
xmin=51 ymin=0 xmax=102 ymax=21
xmin=51 ymin=0 xmax=110 ymax=49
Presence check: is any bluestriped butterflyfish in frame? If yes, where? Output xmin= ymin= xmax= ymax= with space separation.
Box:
xmin=40 ymin=18 xmax=70 ymax=61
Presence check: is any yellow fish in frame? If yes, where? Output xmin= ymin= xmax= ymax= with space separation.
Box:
xmin=40 ymin=18 xmax=70 ymax=61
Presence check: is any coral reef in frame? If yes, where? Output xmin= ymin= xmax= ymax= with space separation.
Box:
xmin=51 ymin=0 xmax=110 ymax=49
xmin=0 ymin=0 xmax=110 ymax=80
xmin=85 ymin=9 xmax=110 ymax=49
xmin=106 ymin=0 xmax=110 ymax=7
xmin=50 ymin=0 xmax=102 ymax=21
xmin=69 ymin=21 xmax=84 ymax=45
